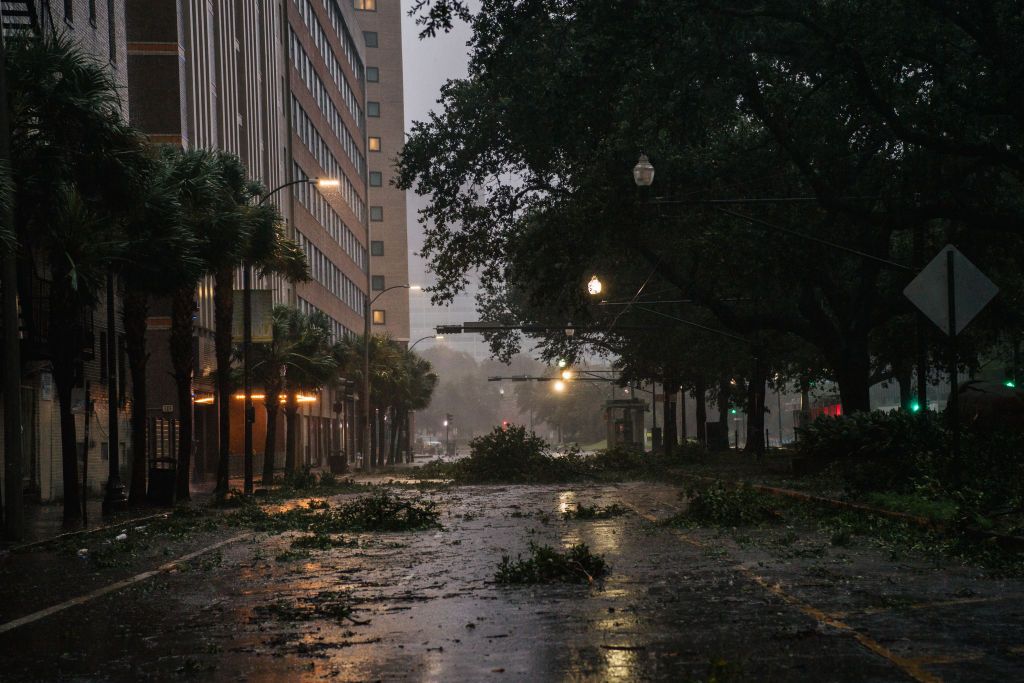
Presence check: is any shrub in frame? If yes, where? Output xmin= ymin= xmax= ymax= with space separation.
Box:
xmin=452 ymin=426 xmax=566 ymax=483
xmin=795 ymin=411 xmax=946 ymax=494
xmin=277 ymin=467 xmax=319 ymax=490
xmin=414 ymin=428 xmax=693 ymax=483
xmin=666 ymin=483 xmax=783 ymax=527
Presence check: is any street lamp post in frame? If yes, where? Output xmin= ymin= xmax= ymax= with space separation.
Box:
xmin=362 ymin=283 xmax=420 ymax=469
xmin=443 ymin=414 xmax=452 ymax=457
xmin=102 ymin=272 xmax=127 ymax=513
xmin=409 ymin=334 xmax=443 ymax=351
xmin=245 ymin=177 xmax=337 ymax=493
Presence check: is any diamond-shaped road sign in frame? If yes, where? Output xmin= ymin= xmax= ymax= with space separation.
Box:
xmin=903 ymin=245 xmax=998 ymax=336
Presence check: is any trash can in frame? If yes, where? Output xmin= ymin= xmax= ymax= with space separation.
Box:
xmin=147 ymin=457 xmax=177 ymax=506
xmin=328 ymin=451 xmax=348 ymax=474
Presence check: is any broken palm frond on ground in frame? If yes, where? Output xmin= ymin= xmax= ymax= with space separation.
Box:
xmin=495 ymin=542 xmax=609 ymax=585
xmin=226 ymin=491 xmax=442 ymax=534
xmin=562 ymin=503 xmax=631 ymax=520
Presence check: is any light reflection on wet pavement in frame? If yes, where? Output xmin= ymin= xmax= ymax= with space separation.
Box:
xmin=2 ymin=481 xmax=1024 ymax=681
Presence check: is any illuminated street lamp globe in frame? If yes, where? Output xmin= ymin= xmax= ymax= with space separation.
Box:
xmin=587 ymin=275 xmax=602 ymax=296
xmin=553 ymin=380 xmax=566 ymax=393
xmin=561 ymin=369 xmax=574 ymax=381
xmin=633 ymin=153 xmax=655 ymax=187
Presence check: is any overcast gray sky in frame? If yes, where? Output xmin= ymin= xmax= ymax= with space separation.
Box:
xmin=401 ymin=1 xmax=475 ymax=269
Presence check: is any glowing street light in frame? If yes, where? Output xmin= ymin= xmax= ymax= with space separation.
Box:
xmin=587 ymin=275 xmax=602 ymax=296
xmin=553 ymin=380 xmax=566 ymax=393
xmin=561 ymin=369 xmax=574 ymax=381
xmin=315 ymin=177 xmax=340 ymax=188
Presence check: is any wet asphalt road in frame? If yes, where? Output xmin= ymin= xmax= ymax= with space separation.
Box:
xmin=2 ymin=481 xmax=1024 ymax=681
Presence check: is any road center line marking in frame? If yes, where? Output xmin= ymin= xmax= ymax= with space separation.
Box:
xmin=0 ymin=534 xmax=248 ymax=636
xmin=633 ymin=506 xmax=942 ymax=683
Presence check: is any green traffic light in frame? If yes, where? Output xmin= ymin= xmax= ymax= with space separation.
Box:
xmin=1006 ymin=380 xmax=1017 ymax=388
xmin=729 ymin=408 xmax=737 ymax=414
xmin=910 ymin=401 xmax=921 ymax=413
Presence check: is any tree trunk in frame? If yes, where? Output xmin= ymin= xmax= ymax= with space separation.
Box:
xmin=50 ymin=271 xmax=82 ymax=521
xmin=171 ymin=286 xmax=195 ymax=501
xmin=744 ymin=365 xmax=767 ymax=455
xmin=896 ymin=362 xmax=914 ymax=411
xmin=695 ymin=376 xmax=707 ymax=446
xmin=662 ymin=381 xmax=679 ymax=457
xmin=213 ymin=267 xmax=233 ymax=497
xmin=262 ymin=386 xmax=281 ymax=484
xmin=284 ymin=390 xmax=298 ymax=475
xmin=123 ymin=288 xmax=148 ymax=506
xmin=834 ymin=340 xmax=872 ymax=413
xmin=718 ymin=376 xmax=732 ymax=449
xmin=54 ymin=362 xmax=80 ymax=522
xmin=680 ymin=390 xmax=688 ymax=441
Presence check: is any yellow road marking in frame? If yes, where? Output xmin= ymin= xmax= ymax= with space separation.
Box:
xmin=0 ymin=534 xmax=248 ymax=636
xmin=634 ymin=505 xmax=943 ymax=683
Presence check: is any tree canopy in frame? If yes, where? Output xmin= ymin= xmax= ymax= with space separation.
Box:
xmin=400 ymin=0 xmax=1024 ymax=412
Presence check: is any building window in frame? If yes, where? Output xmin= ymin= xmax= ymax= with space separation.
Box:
xmin=89 ymin=0 xmax=97 ymax=24
xmin=366 ymin=67 xmax=379 ymax=83
xmin=364 ymin=31 xmax=378 ymax=47
xmin=371 ymin=240 xmax=384 ymax=256
xmin=372 ymin=275 xmax=385 ymax=291
xmin=372 ymin=309 xmax=386 ymax=325
xmin=367 ymin=101 xmax=380 ymax=117
xmin=369 ymin=206 xmax=383 ymax=221
xmin=369 ymin=136 xmax=381 ymax=152
xmin=369 ymin=171 xmax=383 ymax=187
xmin=354 ymin=0 xmax=377 ymax=10
xmin=64 ymin=0 xmax=73 ymax=22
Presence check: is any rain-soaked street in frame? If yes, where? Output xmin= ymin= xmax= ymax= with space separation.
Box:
xmin=2 ymin=480 xmax=1024 ymax=682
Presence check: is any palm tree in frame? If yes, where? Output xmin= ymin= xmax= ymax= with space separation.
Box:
xmin=118 ymin=148 xmax=201 ymax=505
xmin=6 ymin=34 xmax=154 ymax=520
xmin=392 ymin=352 xmax=438 ymax=464
xmin=162 ymin=148 xmax=224 ymax=501
xmin=250 ymin=306 xmax=319 ymax=484
xmin=333 ymin=334 xmax=437 ymax=467
xmin=208 ymin=156 xmax=307 ymax=497
xmin=280 ymin=310 xmax=337 ymax=475
xmin=163 ymin=150 xmax=306 ymax=500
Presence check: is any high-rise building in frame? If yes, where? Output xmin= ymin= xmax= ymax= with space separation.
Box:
xmin=352 ymin=0 xmax=410 ymax=343
xmin=125 ymin=0 xmax=375 ymax=480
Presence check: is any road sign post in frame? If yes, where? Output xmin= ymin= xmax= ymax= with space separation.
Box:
xmin=904 ymin=245 xmax=999 ymax=464
xmin=946 ymin=249 xmax=959 ymax=461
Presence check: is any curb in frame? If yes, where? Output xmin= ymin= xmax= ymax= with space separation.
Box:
xmin=6 ymin=510 xmax=174 ymax=553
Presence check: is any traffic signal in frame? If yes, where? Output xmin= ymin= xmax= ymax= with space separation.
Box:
xmin=1006 ymin=380 xmax=1017 ymax=389
xmin=910 ymin=400 xmax=921 ymax=413
xmin=501 ymin=420 xmax=510 ymax=431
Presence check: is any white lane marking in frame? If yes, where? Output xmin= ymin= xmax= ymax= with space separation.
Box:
xmin=0 ymin=534 xmax=248 ymax=635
